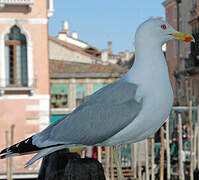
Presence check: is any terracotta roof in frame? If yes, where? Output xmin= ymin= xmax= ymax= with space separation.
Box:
xmin=49 ymin=36 xmax=101 ymax=61
xmin=50 ymin=60 xmax=127 ymax=78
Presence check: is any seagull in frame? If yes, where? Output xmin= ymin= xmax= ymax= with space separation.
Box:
xmin=0 ymin=18 xmax=194 ymax=174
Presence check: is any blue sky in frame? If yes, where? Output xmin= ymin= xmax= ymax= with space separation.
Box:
xmin=49 ymin=0 xmax=165 ymax=53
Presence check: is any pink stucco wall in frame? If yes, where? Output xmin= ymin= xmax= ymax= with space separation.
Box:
xmin=0 ymin=99 xmax=41 ymax=173
xmin=0 ymin=1 xmax=50 ymax=175
xmin=0 ymin=1 xmax=48 ymax=19
xmin=23 ymin=24 xmax=50 ymax=94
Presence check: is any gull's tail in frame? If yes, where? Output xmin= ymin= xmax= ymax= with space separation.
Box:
xmin=0 ymin=136 xmax=67 ymax=167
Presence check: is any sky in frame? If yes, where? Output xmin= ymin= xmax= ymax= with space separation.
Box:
xmin=49 ymin=0 xmax=166 ymax=54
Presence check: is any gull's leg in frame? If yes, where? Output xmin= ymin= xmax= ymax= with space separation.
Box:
xmin=112 ymin=146 xmax=125 ymax=180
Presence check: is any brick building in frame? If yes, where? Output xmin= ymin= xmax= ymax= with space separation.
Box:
xmin=162 ymin=0 xmax=179 ymax=95
xmin=162 ymin=0 xmax=197 ymax=105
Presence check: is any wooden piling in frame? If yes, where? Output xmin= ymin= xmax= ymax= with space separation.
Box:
xmin=5 ymin=125 xmax=15 ymax=180
xmin=197 ymin=106 xmax=199 ymax=169
xmin=97 ymin=146 xmax=102 ymax=163
xmin=110 ymin=147 xmax=114 ymax=180
xmin=9 ymin=125 xmax=15 ymax=180
xmin=138 ymin=143 xmax=142 ymax=180
xmin=178 ymin=113 xmax=184 ymax=180
xmin=104 ymin=146 xmax=110 ymax=179
xmin=189 ymin=101 xmax=194 ymax=180
xmin=160 ymin=126 xmax=165 ymax=180
xmin=151 ymin=137 xmax=155 ymax=180
xmin=145 ymin=139 xmax=149 ymax=180
xmin=193 ymin=122 xmax=198 ymax=169
xmin=130 ymin=143 xmax=137 ymax=179
xmin=166 ymin=118 xmax=171 ymax=179
xmin=5 ymin=131 xmax=10 ymax=180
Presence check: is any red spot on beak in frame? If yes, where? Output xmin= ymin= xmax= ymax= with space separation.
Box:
xmin=184 ymin=37 xmax=192 ymax=42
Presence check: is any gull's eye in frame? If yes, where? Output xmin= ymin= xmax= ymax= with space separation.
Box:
xmin=161 ymin=24 xmax=167 ymax=30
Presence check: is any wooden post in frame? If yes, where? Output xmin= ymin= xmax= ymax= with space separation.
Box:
xmin=97 ymin=146 xmax=102 ymax=163
xmin=194 ymin=122 xmax=198 ymax=169
xmin=112 ymin=146 xmax=125 ymax=180
xmin=104 ymin=147 xmax=110 ymax=180
xmin=9 ymin=125 xmax=15 ymax=180
xmin=178 ymin=113 xmax=184 ymax=180
xmin=197 ymin=106 xmax=199 ymax=169
xmin=189 ymin=101 xmax=194 ymax=180
xmin=130 ymin=143 xmax=137 ymax=179
xmin=110 ymin=147 xmax=114 ymax=180
xmin=160 ymin=126 xmax=165 ymax=180
xmin=145 ymin=139 xmax=149 ymax=180
xmin=193 ymin=102 xmax=198 ymax=169
xmin=151 ymin=137 xmax=155 ymax=180
xmin=138 ymin=143 xmax=142 ymax=180
xmin=166 ymin=118 xmax=171 ymax=179
xmin=5 ymin=131 xmax=10 ymax=180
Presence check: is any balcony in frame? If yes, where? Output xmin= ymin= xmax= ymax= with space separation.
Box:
xmin=0 ymin=0 xmax=34 ymax=9
xmin=190 ymin=2 xmax=197 ymax=14
xmin=183 ymin=35 xmax=199 ymax=74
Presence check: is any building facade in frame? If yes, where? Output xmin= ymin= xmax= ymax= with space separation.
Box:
xmin=0 ymin=0 xmax=54 ymax=178
xmin=163 ymin=0 xmax=179 ymax=95
xmin=56 ymin=21 xmax=133 ymax=66
xmin=187 ymin=0 xmax=199 ymax=103
xmin=49 ymin=34 xmax=127 ymax=159
xmin=49 ymin=36 xmax=127 ymax=117
xmin=162 ymin=0 xmax=197 ymax=105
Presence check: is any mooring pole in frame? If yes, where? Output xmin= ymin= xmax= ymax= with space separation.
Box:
xmin=145 ymin=139 xmax=149 ymax=180
xmin=151 ymin=137 xmax=155 ymax=180
xmin=160 ymin=126 xmax=165 ymax=180
xmin=166 ymin=118 xmax=171 ymax=179
xmin=8 ymin=125 xmax=15 ymax=180
xmin=178 ymin=113 xmax=184 ymax=180
xmin=189 ymin=101 xmax=194 ymax=180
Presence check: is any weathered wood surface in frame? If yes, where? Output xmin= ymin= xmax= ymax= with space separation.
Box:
xmin=178 ymin=113 xmax=184 ymax=180
xmin=160 ymin=126 xmax=165 ymax=180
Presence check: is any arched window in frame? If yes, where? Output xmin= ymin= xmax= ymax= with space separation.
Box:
xmin=5 ymin=26 xmax=28 ymax=86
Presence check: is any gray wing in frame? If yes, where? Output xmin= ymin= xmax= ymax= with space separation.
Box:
xmin=34 ymin=80 xmax=143 ymax=147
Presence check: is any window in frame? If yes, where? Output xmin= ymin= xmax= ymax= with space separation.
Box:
xmin=192 ymin=0 xmax=197 ymax=9
xmin=5 ymin=26 xmax=28 ymax=87
xmin=166 ymin=10 xmax=169 ymax=21
xmin=51 ymin=83 xmax=69 ymax=109
xmin=173 ymin=6 xmax=177 ymax=21
xmin=75 ymin=84 xmax=87 ymax=107
xmin=92 ymin=83 xmax=108 ymax=93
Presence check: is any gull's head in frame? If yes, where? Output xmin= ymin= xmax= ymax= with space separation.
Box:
xmin=135 ymin=18 xmax=195 ymax=46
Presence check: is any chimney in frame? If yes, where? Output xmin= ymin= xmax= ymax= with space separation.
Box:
xmin=125 ymin=50 xmax=130 ymax=60
xmin=63 ymin=21 xmax=69 ymax=36
xmin=101 ymin=50 xmax=109 ymax=65
xmin=108 ymin=41 xmax=112 ymax=54
xmin=72 ymin=32 xmax=78 ymax=39
xmin=58 ymin=21 xmax=69 ymax=41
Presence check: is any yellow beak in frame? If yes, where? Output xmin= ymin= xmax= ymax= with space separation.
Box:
xmin=168 ymin=32 xmax=195 ymax=43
